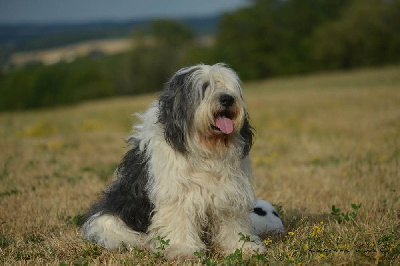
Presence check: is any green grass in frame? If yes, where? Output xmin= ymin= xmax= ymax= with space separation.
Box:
xmin=0 ymin=66 xmax=399 ymax=264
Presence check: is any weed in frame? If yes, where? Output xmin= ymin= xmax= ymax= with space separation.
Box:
xmin=156 ymin=236 xmax=170 ymax=251
xmin=26 ymin=234 xmax=44 ymax=244
xmin=26 ymin=159 xmax=38 ymax=170
xmin=273 ymin=203 xmax=284 ymax=215
xmin=222 ymin=233 xmax=250 ymax=264
xmin=72 ymin=258 xmax=90 ymax=266
xmin=238 ymin=232 xmax=251 ymax=244
xmin=0 ymin=189 xmax=19 ymax=198
xmin=0 ymin=157 xmax=12 ymax=180
xmin=331 ymin=203 xmax=361 ymax=224
xmin=81 ymin=166 xmax=94 ymax=172
xmin=0 ymin=234 xmax=12 ymax=247
xmin=80 ymin=244 xmax=102 ymax=258
xmin=193 ymin=249 xmax=206 ymax=259
xmin=14 ymin=250 xmax=45 ymax=260
xmin=251 ymin=250 xmax=268 ymax=263
xmin=378 ymin=234 xmax=400 ymax=253
xmin=154 ymin=236 xmax=170 ymax=260
xmin=65 ymin=214 xmax=84 ymax=227
xmin=194 ymin=249 xmax=218 ymax=266
xmin=224 ymin=248 xmax=246 ymax=264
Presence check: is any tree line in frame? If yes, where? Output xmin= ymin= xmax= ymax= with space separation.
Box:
xmin=1 ymin=0 xmax=399 ymax=110
xmin=215 ymin=0 xmax=400 ymax=79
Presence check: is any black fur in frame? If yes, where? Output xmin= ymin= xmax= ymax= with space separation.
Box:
xmin=272 ymin=211 xmax=280 ymax=218
xmin=254 ymin=207 xmax=267 ymax=216
xmin=240 ymin=115 xmax=254 ymax=157
xmin=158 ymin=67 xmax=200 ymax=154
xmin=83 ymin=143 xmax=154 ymax=233
xmin=202 ymin=81 xmax=210 ymax=98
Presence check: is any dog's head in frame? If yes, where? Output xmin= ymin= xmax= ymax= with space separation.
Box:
xmin=158 ymin=63 xmax=254 ymax=156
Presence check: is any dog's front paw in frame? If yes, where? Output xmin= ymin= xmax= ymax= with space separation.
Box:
xmin=218 ymin=235 xmax=266 ymax=257
xmin=241 ymin=239 xmax=267 ymax=257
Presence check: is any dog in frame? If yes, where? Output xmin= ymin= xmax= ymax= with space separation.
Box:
xmin=81 ymin=63 xmax=266 ymax=260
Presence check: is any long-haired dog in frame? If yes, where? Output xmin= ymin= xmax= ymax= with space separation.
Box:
xmin=82 ymin=63 xmax=266 ymax=260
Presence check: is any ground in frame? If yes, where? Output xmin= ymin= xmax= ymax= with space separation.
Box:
xmin=0 ymin=66 xmax=399 ymax=264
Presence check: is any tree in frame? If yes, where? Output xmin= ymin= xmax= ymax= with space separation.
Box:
xmin=311 ymin=0 xmax=400 ymax=69
xmin=214 ymin=0 xmax=352 ymax=79
xmin=122 ymin=19 xmax=196 ymax=95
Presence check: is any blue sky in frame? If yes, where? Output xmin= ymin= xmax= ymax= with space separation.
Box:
xmin=0 ymin=0 xmax=249 ymax=24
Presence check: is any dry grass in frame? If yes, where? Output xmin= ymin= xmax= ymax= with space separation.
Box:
xmin=0 ymin=66 xmax=399 ymax=264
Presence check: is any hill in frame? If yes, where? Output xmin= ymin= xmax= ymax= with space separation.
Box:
xmin=0 ymin=15 xmax=219 ymax=66
xmin=0 ymin=15 xmax=218 ymax=46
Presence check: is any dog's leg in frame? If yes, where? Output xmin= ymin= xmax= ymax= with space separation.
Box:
xmin=147 ymin=202 xmax=206 ymax=261
xmin=211 ymin=212 xmax=266 ymax=257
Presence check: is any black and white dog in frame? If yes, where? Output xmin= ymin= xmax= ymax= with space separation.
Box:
xmin=82 ymin=63 xmax=267 ymax=260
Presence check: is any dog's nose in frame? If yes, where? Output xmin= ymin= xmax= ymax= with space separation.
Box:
xmin=219 ymin=94 xmax=235 ymax=108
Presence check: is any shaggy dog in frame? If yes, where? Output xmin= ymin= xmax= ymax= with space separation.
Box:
xmin=81 ymin=63 xmax=266 ymax=260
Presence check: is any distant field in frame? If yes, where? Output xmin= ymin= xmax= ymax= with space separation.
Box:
xmin=8 ymin=36 xmax=213 ymax=67
xmin=9 ymin=38 xmax=133 ymax=66
xmin=0 ymin=66 xmax=399 ymax=264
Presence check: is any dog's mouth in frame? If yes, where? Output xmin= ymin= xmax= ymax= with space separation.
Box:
xmin=211 ymin=111 xmax=234 ymax=134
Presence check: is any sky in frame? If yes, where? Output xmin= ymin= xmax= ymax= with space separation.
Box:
xmin=0 ymin=0 xmax=249 ymax=24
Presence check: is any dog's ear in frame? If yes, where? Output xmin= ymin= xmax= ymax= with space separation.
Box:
xmin=240 ymin=114 xmax=254 ymax=157
xmin=158 ymin=67 xmax=198 ymax=154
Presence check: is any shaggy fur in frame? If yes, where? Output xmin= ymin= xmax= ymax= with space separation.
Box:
xmin=82 ymin=63 xmax=266 ymax=260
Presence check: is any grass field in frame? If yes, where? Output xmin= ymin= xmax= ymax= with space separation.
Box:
xmin=0 ymin=66 xmax=399 ymax=264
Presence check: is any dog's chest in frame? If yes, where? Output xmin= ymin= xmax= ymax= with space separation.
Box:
xmin=188 ymin=165 xmax=252 ymax=209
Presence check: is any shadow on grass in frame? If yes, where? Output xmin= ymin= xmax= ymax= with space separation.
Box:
xmin=283 ymin=209 xmax=332 ymax=232
xmin=261 ymin=208 xmax=333 ymax=243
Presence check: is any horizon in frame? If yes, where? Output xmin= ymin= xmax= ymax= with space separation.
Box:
xmin=0 ymin=0 xmax=249 ymax=25
xmin=0 ymin=13 xmax=219 ymax=27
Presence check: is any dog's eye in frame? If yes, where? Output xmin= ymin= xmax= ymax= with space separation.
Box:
xmin=202 ymin=81 xmax=210 ymax=97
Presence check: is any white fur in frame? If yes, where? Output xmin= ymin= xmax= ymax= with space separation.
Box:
xmin=82 ymin=213 xmax=146 ymax=249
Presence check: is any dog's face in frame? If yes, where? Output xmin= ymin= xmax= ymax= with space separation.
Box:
xmin=158 ymin=64 xmax=253 ymax=156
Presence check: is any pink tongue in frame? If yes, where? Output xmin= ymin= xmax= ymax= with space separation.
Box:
xmin=215 ymin=117 xmax=234 ymax=134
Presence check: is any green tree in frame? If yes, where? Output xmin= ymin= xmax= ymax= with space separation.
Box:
xmin=123 ymin=19 xmax=196 ymax=94
xmin=311 ymin=0 xmax=400 ymax=69
xmin=215 ymin=0 xmax=352 ymax=79
xmin=0 ymin=58 xmax=114 ymax=110
xmin=151 ymin=19 xmax=194 ymax=46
